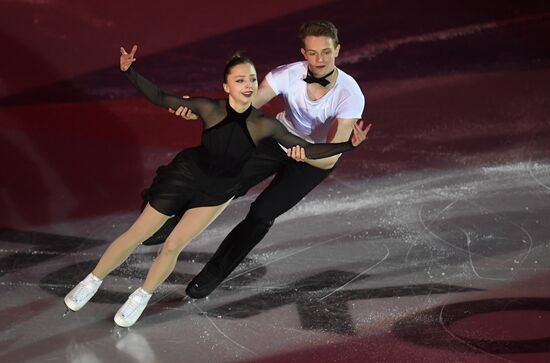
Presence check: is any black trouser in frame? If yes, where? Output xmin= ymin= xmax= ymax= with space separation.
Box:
xmin=194 ymin=138 xmax=333 ymax=284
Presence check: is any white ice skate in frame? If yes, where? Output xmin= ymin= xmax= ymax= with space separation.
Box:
xmin=64 ymin=273 xmax=102 ymax=313
xmin=114 ymin=287 xmax=152 ymax=328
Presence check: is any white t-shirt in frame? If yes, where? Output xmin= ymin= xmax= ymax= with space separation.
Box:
xmin=265 ymin=61 xmax=365 ymax=143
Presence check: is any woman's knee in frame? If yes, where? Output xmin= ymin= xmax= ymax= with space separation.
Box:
xmin=161 ymin=235 xmax=186 ymax=256
xmin=119 ymin=228 xmax=152 ymax=246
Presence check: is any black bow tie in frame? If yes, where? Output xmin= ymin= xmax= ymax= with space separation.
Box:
xmin=303 ymin=69 xmax=335 ymax=87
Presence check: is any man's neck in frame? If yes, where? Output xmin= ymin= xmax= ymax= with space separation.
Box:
xmin=308 ymin=65 xmax=337 ymax=83
xmin=306 ymin=67 xmax=338 ymax=100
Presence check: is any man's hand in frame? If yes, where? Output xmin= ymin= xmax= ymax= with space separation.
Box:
xmin=120 ymin=45 xmax=137 ymax=71
xmin=351 ymin=120 xmax=372 ymax=147
xmin=287 ymin=145 xmax=307 ymax=162
xmin=168 ymin=96 xmax=199 ymax=120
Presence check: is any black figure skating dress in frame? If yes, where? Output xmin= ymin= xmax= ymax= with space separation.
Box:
xmin=142 ymin=101 xmax=256 ymax=215
xmin=124 ymin=67 xmax=356 ymax=216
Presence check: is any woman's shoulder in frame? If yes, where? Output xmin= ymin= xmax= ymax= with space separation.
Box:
xmin=194 ymin=97 xmax=225 ymax=107
xmin=248 ymin=108 xmax=282 ymax=129
xmin=191 ymin=97 xmax=227 ymax=117
xmin=248 ymin=107 xmax=268 ymax=121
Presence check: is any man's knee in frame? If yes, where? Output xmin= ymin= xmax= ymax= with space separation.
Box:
xmin=246 ymin=206 xmax=275 ymax=227
xmin=247 ymin=182 xmax=315 ymax=224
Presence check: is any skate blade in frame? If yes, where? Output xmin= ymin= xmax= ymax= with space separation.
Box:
xmin=111 ymin=324 xmax=129 ymax=335
xmin=182 ymin=295 xmax=195 ymax=304
xmin=63 ymin=304 xmax=75 ymax=317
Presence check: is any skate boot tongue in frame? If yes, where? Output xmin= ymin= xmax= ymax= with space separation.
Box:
xmin=114 ymin=287 xmax=152 ymax=328
xmin=64 ymin=273 xmax=103 ymax=312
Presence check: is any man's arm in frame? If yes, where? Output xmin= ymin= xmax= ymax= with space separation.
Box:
xmin=252 ymin=79 xmax=277 ymax=109
xmin=299 ymin=118 xmax=359 ymax=170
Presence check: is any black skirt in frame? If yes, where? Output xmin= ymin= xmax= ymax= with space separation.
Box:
xmin=142 ymin=147 xmax=240 ymax=216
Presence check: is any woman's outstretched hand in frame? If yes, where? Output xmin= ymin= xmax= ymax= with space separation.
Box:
xmin=120 ymin=45 xmax=137 ymax=71
xmin=287 ymin=120 xmax=372 ymax=161
xmin=351 ymin=120 xmax=372 ymax=147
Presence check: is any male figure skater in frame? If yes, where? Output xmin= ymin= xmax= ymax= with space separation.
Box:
xmin=167 ymin=20 xmax=368 ymax=298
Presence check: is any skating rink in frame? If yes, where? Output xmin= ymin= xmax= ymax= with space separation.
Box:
xmin=1 ymin=1 xmax=550 ymax=362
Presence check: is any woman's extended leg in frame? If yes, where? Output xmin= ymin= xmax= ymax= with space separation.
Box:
xmin=92 ymin=203 xmax=171 ymax=279
xmin=114 ymin=199 xmax=232 ymax=327
xmin=142 ymin=200 xmax=231 ymax=293
xmin=64 ymin=203 xmax=170 ymax=312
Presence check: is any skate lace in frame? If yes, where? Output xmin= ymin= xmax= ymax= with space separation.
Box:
xmin=120 ymin=292 xmax=145 ymax=317
xmin=72 ymin=281 xmax=96 ymax=302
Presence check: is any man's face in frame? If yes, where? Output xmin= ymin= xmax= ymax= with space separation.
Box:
xmin=301 ymin=35 xmax=340 ymax=78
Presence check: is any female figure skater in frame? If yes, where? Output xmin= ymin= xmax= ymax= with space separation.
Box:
xmin=63 ymin=45 xmax=370 ymax=328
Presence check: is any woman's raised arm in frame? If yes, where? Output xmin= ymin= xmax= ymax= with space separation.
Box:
xmin=120 ymin=45 xmax=217 ymax=121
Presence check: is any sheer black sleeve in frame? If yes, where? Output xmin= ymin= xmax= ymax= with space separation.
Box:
xmin=124 ymin=66 xmax=218 ymax=123
xmin=250 ymin=116 xmax=355 ymax=159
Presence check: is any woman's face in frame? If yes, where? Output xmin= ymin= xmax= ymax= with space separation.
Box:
xmin=223 ymin=63 xmax=258 ymax=105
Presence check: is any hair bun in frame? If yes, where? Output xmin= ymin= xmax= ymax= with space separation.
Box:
xmin=223 ymin=52 xmax=255 ymax=82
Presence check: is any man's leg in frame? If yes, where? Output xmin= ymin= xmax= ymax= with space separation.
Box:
xmin=186 ymin=160 xmax=332 ymax=298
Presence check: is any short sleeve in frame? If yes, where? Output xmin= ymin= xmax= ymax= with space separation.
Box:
xmin=264 ymin=64 xmax=291 ymax=96
xmin=335 ymin=89 xmax=365 ymax=120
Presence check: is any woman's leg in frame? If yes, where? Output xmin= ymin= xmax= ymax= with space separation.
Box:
xmin=142 ymin=199 xmax=232 ymax=293
xmin=92 ymin=203 xmax=171 ymax=279
xmin=113 ymin=199 xmax=231 ymax=327
xmin=65 ymin=203 xmax=170 ymax=312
